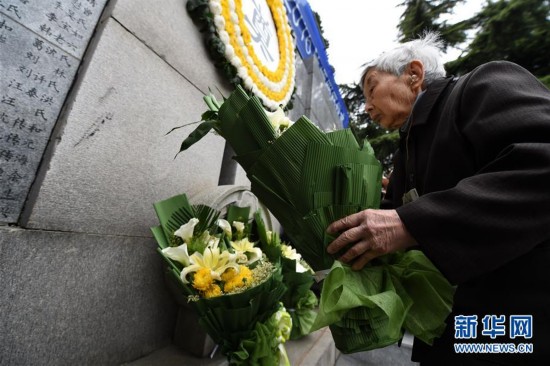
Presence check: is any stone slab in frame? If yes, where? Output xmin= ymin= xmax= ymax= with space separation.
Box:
xmin=335 ymin=343 xmax=418 ymax=366
xmin=0 ymin=0 xmax=107 ymax=223
xmin=0 ymin=226 xmax=177 ymax=366
xmin=24 ymin=18 xmax=226 ymax=236
xmin=124 ymin=327 xmax=338 ymax=366
xmin=111 ymin=0 xmax=231 ymax=96
xmin=0 ymin=0 xmax=107 ymax=59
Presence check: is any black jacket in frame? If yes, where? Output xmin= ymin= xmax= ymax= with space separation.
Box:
xmin=383 ymin=61 xmax=550 ymax=365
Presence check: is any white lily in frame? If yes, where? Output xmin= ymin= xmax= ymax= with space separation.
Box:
xmin=207 ymin=235 xmax=220 ymax=249
xmin=266 ymin=107 xmax=293 ymax=134
xmin=295 ymin=261 xmax=310 ymax=274
xmin=180 ymin=246 xmax=239 ymax=284
xmin=281 ymin=244 xmax=301 ymax=261
xmin=232 ymin=221 xmax=245 ymax=236
xmin=174 ymin=218 xmax=199 ymax=243
xmin=230 ymin=238 xmax=263 ymax=265
xmin=281 ymin=244 xmax=310 ymax=273
xmin=216 ymin=219 xmax=232 ymax=237
xmin=162 ymin=244 xmax=190 ymax=266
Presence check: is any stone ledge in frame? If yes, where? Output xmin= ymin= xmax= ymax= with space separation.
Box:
xmin=123 ymin=327 xmax=338 ymax=366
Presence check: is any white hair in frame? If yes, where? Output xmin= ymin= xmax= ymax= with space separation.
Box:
xmin=360 ymin=32 xmax=446 ymax=88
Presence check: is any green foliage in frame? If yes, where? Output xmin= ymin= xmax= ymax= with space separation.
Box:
xmin=398 ymin=0 xmax=471 ymax=51
xmin=312 ymin=10 xmax=330 ymax=50
xmin=445 ymin=0 xmax=550 ymax=78
xmin=539 ymin=75 xmax=550 ymax=90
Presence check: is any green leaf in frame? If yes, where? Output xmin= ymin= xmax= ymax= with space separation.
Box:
xmin=200 ymin=110 xmax=218 ymax=121
xmin=176 ymin=120 xmax=219 ymax=155
xmin=226 ymin=205 xmax=251 ymax=225
xmin=193 ymin=204 xmax=220 ymax=234
xmin=164 ymin=120 xmax=202 ymax=135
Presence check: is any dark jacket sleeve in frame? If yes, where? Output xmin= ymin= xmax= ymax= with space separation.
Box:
xmin=397 ymin=61 xmax=550 ymax=284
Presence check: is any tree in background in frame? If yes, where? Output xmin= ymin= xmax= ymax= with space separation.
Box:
xmin=445 ymin=0 xmax=550 ymax=86
xmin=398 ymin=0 xmax=471 ymax=51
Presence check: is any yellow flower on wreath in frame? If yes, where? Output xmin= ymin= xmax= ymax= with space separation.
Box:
xmin=210 ymin=0 xmax=296 ymax=109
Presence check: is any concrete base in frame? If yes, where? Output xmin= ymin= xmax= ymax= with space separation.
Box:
xmin=124 ymin=327 xmax=338 ymax=366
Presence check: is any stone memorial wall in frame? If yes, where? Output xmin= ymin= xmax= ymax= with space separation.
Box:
xmin=0 ymin=0 xmax=344 ymax=364
xmin=0 ymin=0 xmax=108 ymax=223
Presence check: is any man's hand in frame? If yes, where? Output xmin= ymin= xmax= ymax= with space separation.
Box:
xmin=326 ymin=209 xmax=418 ymax=270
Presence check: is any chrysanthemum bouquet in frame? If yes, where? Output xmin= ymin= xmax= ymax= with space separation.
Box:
xmin=172 ymin=86 xmax=455 ymax=353
xmin=151 ymin=194 xmax=292 ymax=364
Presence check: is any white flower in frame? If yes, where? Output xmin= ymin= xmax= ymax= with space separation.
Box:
xmin=162 ymin=244 xmax=190 ymax=266
xmin=281 ymin=244 xmax=310 ymax=273
xmin=207 ymin=235 xmax=220 ymax=249
xmin=230 ymin=238 xmax=262 ymax=265
xmin=273 ymin=306 xmax=292 ymax=343
xmin=174 ymin=218 xmax=199 ymax=243
xmin=295 ymin=261 xmax=309 ymax=274
xmin=214 ymin=16 xmax=225 ymax=29
xmin=281 ymin=244 xmax=301 ymax=261
xmin=266 ymin=107 xmax=293 ymax=134
xmin=216 ymin=219 xmax=232 ymax=237
xmin=232 ymin=221 xmax=245 ymax=236
xmin=180 ymin=246 xmax=239 ymax=284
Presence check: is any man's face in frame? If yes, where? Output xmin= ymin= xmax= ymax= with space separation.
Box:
xmin=362 ymin=68 xmax=417 ymax=130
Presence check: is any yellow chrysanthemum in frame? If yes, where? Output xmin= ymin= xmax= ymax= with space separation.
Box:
xmin=203 ymin=284 xmax=223 ymax=298
xmin=224 ymin=265 xmax=253 ymax=293
xmin=192 ymin=267 xmax=215 ymax=292
xmin=221 ymin=267 xmax=238 ymax=282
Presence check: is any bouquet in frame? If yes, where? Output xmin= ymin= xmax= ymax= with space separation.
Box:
xmin=210 ymin=203 xmax=319 ymax=341
xmin=173 ymin=86 xmax=455 ymax=353
xmin=151 ymin=193 xmax=293 ymax=364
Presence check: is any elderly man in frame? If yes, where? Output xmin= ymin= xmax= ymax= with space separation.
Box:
xmin=327 ymin=32 xmax=550 ymax=365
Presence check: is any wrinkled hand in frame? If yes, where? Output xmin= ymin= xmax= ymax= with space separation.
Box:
xmin=326 ymin=209 xmax=418 ymax=270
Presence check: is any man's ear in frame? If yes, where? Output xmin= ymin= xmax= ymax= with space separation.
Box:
xmin=408 ymin=60 xmax=425 ymax=88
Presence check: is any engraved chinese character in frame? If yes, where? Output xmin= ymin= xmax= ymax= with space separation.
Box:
xmin=7 ymin=5 xmax=22 ymax=19
xmin=40 ymin=24 xmax=53 ymax=36
xmin=35 ymin=109 xmax=48 ymax=121
xmin=25 ymin=88 xmax=38 ymax=98
xmin=48 ymin=80 xmax=60 ymax=93
xmin=26 ymin=51 xmax=40 ymax=64
xmin=1 ymin=95 xmax=16 ymax=107
xmin=33 ymin=38 xmax=44 ymax=51
xmin=13 ymin=117 xmax=26 ymax=130
xmin=0 ymin=19 xmax=14 ymax=31
xmin=0 ymin=149 xmax=14 ymax=161
xmin=5 ymin=133 xmax=21 ymax=146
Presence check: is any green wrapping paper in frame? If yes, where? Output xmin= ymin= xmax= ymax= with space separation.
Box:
xmin=175 ymin=85 xmax=456 ymax=353
xmin=311 ymin=252 xmax=455 ymax=353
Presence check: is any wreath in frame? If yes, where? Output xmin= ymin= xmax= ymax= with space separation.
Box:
xmin=187 ymin=0 xmax=296 ymax=110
